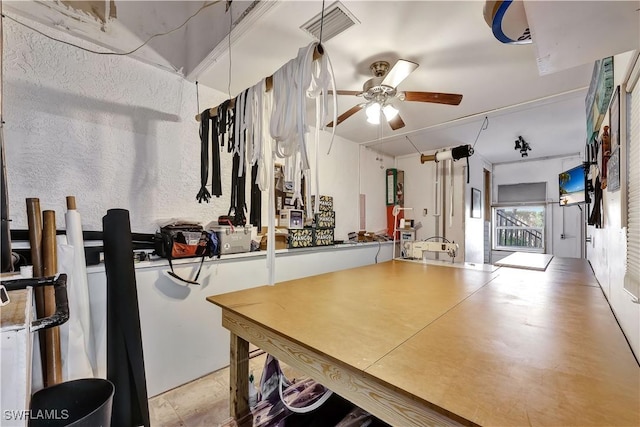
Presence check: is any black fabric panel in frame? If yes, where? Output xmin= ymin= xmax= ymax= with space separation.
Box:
xmin=196 ymin=109 xmax=211 ymax=203
xmin=1 ymin=139 xmax=12 ymax=272
xmin=211 ymin=116 xmax=222 ymax=197
xmin=103 ymin=209 xmax=150 ymax=427
xmin=250 ymin=163 xmax=261 ymax=232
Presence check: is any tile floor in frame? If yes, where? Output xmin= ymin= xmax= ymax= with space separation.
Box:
xmin=149 ymin=352 xmax=303 ymax=427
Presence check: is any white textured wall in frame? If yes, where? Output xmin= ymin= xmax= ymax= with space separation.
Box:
xmin=4 ymin=19 xmax=230 ymax=233
xmin=3 ymin=19 xmax=384 ymax=239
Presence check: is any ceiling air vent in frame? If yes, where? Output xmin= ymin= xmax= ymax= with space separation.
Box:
xmin=300 ymin=1 xmax=359 ymax=42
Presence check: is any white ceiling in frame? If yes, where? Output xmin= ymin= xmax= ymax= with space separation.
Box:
xmin=6 ymin=0 xmax=639 ymax=163
xmin=196 ymin=0 xmax=639 ymax=162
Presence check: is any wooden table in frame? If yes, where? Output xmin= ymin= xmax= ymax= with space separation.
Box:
xmin=207 ymin=259 xmax=640 ymax=426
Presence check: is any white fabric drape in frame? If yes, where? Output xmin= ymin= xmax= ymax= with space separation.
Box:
xmin=223 ymin=42 xmax=336 ymax=285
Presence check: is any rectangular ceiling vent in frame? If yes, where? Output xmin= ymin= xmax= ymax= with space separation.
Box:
xmin=300 ymin=1 xmax=359 ymax=43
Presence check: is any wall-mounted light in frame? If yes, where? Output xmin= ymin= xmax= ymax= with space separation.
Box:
xmin=514 ymin=136 xmax=531 ymax=157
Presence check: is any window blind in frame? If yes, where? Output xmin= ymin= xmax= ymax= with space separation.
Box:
xmin=497 ymin=182 xmax=546 ymax=203
xmin=624 ymin=56 xmax=640 ymax=300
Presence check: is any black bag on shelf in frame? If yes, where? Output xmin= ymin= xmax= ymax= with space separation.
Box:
xmin=154 ymin=223 xmax=216 ymax=285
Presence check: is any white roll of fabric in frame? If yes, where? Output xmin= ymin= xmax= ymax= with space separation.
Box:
xmin=61 ymin=206 xmax=96 ymax=377
xmin=56 ymin=235 xmax=94 ymax=380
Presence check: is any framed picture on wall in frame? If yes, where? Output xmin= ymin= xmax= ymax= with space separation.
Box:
xmin=471 ymin=188 xmax=482 ymax=218
xmin=610 ymin=86 xmax=620 ymax=149
xmin=608 ymin=86 xmax=620 ymax=192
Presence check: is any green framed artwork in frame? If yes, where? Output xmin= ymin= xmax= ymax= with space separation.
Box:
xmin=607 ymin=86 xmax=620 ymax=192
xmin=585 ymin=57 xmax=614 ymax=144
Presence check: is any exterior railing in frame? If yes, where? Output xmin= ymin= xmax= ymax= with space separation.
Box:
xmin=495 ymin=210 xmax=543 ymax=249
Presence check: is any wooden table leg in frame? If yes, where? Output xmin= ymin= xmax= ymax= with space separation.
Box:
xmin=230 ymin=332 xmax=250 ymax=424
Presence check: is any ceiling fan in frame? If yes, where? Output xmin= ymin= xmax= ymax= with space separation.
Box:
xmin=327 ymin=59 xmax=463 ymax=130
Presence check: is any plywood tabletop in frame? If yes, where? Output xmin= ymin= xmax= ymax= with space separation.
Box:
xmin=495 ymin=252 xmax=554 ymax=271
xmin=367 ymin=260 xmax=640 ymax=426
xmin=208 ymin=260 xmax=498 ymax=370
xmin=208 ymin=258 xmax=639 ymax=426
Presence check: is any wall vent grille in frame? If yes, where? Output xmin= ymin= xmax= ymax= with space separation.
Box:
xmin=300 ymin=2 xmax=359 ymax=43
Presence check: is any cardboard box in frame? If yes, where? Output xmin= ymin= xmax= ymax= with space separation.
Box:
xmin=314 ymin=210 xmax=335 ymax=229
xmin=357 ymin=231 xmax=375 ymax=242
xmin=259 ymin=227 xmax=288 ymax=250
xmin=289 ymin=228 xmax=314 ymax=248
xmin=314 ymin=228 xmax=334 ymax=246
xmin=311 ymin=195 xmax=333 ymax=212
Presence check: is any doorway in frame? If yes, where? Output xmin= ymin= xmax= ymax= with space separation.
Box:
xmin=483 ymin=168 xmax=491 ymax=264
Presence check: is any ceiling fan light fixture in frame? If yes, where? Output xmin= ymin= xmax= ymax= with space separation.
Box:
xmin=382 ymin=104 xmax=399 ymax=120
xmin=366 ymin=102 xmax=381 ymax=124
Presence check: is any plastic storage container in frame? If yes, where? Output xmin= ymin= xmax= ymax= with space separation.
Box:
xmin=28 ymin=378 xmax=114 ymax=427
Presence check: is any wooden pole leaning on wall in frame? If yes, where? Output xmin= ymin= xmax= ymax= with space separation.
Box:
xmin=66 ymin=195 xmax=76 ymax=211
xmin=194 ymin=44 xmax=324 ymax=122
xmin=42 ymin=209 xmax=62 ymax=386
xmin=26 ymin=198 xmax=47 ymax=378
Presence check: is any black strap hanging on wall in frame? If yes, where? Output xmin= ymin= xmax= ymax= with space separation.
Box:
xmin=211 ymin=115 xmax=222 ymax=197
xmin=228 ymin=153 xmax=247 ymax=226
xmin=196 ymin=109 xmax=211 ymax=203
xmin=226 ymin=90 xmax=250 ymax=226
xmin=250 ymin=163 xmax=261 ymax=231
xmin=466 ymin=156 xmax=470 ymax=184
xmin=217 ymin=100 xmax=231 ymax=149
xmin=226 ymin=101 xmax=235 ymax=153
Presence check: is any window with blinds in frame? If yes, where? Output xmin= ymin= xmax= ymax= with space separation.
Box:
xmin=493 ymin=183 xmax=547 ymax=252
xmin=624 ymin=55 xmax=639 ymax=300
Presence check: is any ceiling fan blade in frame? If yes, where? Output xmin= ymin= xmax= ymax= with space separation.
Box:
xmin=403 ymin=91 xmax=463 ymax=105
xmin=327 ymin=104 xmax=364 ymax=127
xmin=328 ymin=90 xmax=362 ymax=96
xmin=388 ymin=114 xmax=406 ymax=131
xmin=381 ymin=59 xmax=419 ymax=88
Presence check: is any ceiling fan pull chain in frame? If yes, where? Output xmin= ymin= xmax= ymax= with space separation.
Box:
xmin=318 ymin=0 xmax=326 ymax=46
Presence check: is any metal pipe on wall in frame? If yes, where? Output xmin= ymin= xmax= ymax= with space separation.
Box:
xmin=434 ymin=162 xmax=443 ymax=260
xmin=449 ymin=159 xmax=454 ymax=228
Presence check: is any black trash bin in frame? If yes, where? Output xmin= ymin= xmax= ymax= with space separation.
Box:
xmin=29 ymin=378 xmax=114 ymax=427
